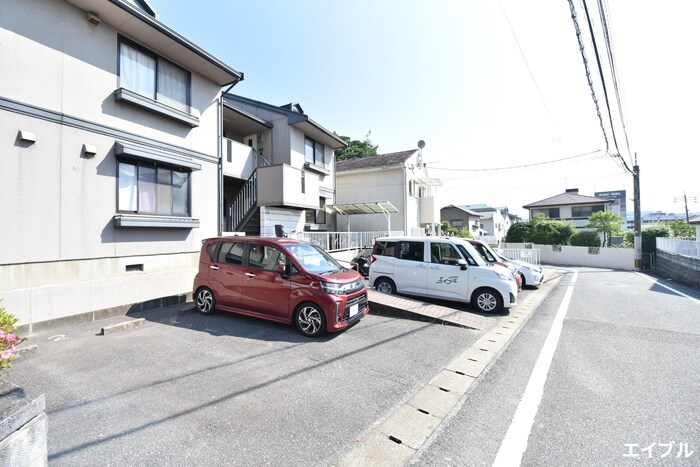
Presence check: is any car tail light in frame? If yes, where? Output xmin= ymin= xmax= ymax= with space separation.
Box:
xmin=370 ymin=255 xmax=376 ymax=264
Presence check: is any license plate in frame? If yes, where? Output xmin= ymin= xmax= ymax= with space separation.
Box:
xmin=349 ymin=303 xmax=359 ymax=317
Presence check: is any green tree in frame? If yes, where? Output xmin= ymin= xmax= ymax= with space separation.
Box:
xmin=505 ymin=222 xmax=531 ymax=243
xmin=457 ymin=227 xmax=473 ymax=239
xmin=586 ymin=211 xmax=624 ymax=247
xmin=440 ymin=220 xmax=458 ymax=236
xmin=641 ymin=225 xmax=670 ymax=254
xmin=333 ymin=131 xmax=378 ymax=161
xmin=529 ymin=214 xmax=575 ymax=245
xmin=569 ymin=230 xmax=601 ymax=247
xmin=665 ymin=219 xmax=695 ymax=238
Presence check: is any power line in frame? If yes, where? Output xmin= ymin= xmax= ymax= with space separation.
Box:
xmin=428 ymin=149 xmax=603 ymax=172
xmin=498 ymin=0 xmax=560 ymax=139
xmin=568 ymin=0 xmax=610 ymax=156
xmin=597 ymin=0 xmax=634 ymax=169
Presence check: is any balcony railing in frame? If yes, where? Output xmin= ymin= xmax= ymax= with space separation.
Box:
xmin=656 ymin=237 xmax=699 ymax=258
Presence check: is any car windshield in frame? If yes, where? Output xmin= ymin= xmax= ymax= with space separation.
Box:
xmin=455 ymin=242 xmax=487 ymax=266
xmin=285 ymin=243 xmax=344 ymax=274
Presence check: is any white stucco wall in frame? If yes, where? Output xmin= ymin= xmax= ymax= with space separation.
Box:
xmin=0 ymin=0 xmax=224 ymax=327
xmin=335 ymin=168 xmax=407 ymax=233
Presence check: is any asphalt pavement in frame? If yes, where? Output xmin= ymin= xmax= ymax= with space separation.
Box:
xmin=9 ymin=269 xmax=564 ymax=466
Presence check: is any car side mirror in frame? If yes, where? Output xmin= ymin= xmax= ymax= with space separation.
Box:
xmin=457 ymin=259 xmax=468 ymax=270
xmin=275 ymin=264 xmax=290 ymax=279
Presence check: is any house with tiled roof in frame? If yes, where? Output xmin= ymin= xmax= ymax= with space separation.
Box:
xmin=523 ymin=189 xmax=614 ymax=229
xmin=335 ymin=150 xmax=442 ymax=235
xmin=440 ymin=205 xmax=487 ymax=237
xmin=452 ymin=204 xmax=522 ymax=243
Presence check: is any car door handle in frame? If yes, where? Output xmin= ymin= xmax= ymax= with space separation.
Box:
xmin=210 ymin=265 xmax=219 ymax=271
xmin=245 ymin=272 xmax=256 ymax=278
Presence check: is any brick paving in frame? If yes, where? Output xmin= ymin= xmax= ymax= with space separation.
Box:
xmin=367 ymin=289 xmax=497 ymax=331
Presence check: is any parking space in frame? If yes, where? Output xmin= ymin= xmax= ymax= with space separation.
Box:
xmin=12 ymin=304 xmax=482 ymax=466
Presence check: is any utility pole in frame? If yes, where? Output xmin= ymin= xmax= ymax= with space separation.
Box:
xmin=674 ymin=192 xmax=698 ymax=223
xmin=633 ymin=155 xmax=642 ymax=269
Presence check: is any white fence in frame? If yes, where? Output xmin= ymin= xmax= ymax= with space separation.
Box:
xmin=656 ymin=238 xmax=699 ymax=258
xmin=297 ymin=231 xmax=403 ymax=252
xmin=499 ymin=248 xmax=541 ymax=265
xmin=503 ymin=242 xmax=635 ymax=270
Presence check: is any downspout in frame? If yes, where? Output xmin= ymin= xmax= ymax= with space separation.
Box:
xmin=403 ymin=164 xmax=408 ymax=236
xmin=218 ymin=80 xmax=241 ymax=236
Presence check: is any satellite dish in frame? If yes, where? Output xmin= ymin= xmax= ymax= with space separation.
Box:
xmin=417 ymin=140 xmax=425 ymax=149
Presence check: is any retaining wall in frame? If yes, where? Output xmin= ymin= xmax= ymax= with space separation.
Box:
xmin=655 ymin=250 xmax=700 ymax=289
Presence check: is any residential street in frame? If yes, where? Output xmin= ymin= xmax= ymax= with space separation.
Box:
xmin=10 ymin=268 xmax=700 ymax=466
xmin=414 ymin=269 xmax=700 ymax=466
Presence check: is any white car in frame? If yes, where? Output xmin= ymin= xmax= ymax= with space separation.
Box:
xmin=497 ymin=252 xmax=544 ymax=288
xmin=369 ymin=236 xmax=519 ymax=313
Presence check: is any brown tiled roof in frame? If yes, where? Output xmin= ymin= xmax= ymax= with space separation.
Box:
xmin=335 ymin=150 xmax=417 ymax=172
xmin=523 ymin=192 xmax=614 ymax=209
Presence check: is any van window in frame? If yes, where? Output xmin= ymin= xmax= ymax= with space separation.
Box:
xmin=430 ymin=242 xmax=462 ymax=265
xmin=398 ymin=241 xmax=425 ymax=262
xmin=217 ymin=242 xmax=245 ymax=265
xmin=374 ymin=240 xmax=396 ymax=257
xmin=456 ymin=244 xmax=484 ymax=266
xmin=248 ymin=244 xmax=287 ymax=272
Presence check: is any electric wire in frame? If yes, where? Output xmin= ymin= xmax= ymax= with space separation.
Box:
xmin=581 ymin=0 xmax=633 ymax=175
xmin=428 ymin=149 xmax=603 ymax=172
xmin=498 ymin=0 xmax=561 ymax=139
xmin=568 ymin=0 xmax=611 ymax=157
xmin=598 ymin=0 xmax=634 ymax=169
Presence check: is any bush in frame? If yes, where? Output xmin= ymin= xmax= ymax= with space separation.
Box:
xmin=529 ymin=218 xmax=575 ymax=245
xmin=505 ymin=222 xmax=530 ymax=243
xmin=0 ymin=303 xmax=23 ymax=377
xmin=569 ymin=231 xmax=601 ymax=247
xmin=641 ymin=225 xmax=670 ymax=254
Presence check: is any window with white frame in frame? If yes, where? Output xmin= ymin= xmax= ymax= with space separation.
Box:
xmin=119 ymin=39 xmax=190 ymax=112
xmin=304 ymin=136 xmax=325 ymax=165
xmin=118 ymin=161 xmax=190 ymax=216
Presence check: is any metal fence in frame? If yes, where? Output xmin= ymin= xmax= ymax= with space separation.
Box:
xmin=656 ymin=238 xmax=699 ymax=258
xmin=498 ymin=248 xmax=541 ymax=266
xmin=296 ymin=231 xmax=404 ymax=252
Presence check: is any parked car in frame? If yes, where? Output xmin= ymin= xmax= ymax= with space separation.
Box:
xmin=466 ymin=239 xmax=523 ymax=292
xmin=368 ymin=236 xmax=518 ymax=313
xmin=193 ymin=236 xmax=369 ymax=337
xmin=496 ymin=252 xmax=544 ymax=288
xmin=351 ymin=249 xmax=371 ymax=277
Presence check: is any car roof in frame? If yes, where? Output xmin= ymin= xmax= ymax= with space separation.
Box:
xmin=203 ymin=236 xmax=308 ymax=246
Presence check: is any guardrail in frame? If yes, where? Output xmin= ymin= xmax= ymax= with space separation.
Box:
xmin=656 ymin=238 xmax=699 ymax=258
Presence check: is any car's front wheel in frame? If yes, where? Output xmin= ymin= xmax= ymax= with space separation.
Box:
xmin=195 ymin=287 xmax=216 ymax=315
xmin=374 ymin=278 xmax=396 ymax=295
xmin=472 ymin=288 xmax=504 ymax=314
xmin=295 ymin=303 xmax=326 ymax=337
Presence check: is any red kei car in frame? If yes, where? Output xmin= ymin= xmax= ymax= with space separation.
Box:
xmin=193 ymin=237 xmax=369 ymax=337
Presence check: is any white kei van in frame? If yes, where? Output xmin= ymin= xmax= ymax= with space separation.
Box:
xmin=368 ymin=236 xmax=518 ymax=313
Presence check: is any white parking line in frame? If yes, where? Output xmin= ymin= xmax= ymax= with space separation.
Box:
xmin=492 ymin=271 xmax=578 ymax=467
xmin=635 ymin=272 xmax=700 ymax=305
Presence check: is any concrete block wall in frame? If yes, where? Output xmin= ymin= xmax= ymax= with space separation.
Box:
xmin=655 ymin=250 xmax=700 ymax=289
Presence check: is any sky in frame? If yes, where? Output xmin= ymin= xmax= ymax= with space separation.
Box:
xmin=152 ymin=0 xmax=699 ymax=220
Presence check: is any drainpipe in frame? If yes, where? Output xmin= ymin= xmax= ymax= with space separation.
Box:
xmin=403 ymin=164 xmax=408 ymax=236
xmin=218 ymin=80 xmax=240 ymax=236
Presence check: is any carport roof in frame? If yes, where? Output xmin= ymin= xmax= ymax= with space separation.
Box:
xmin=329 ymin=201 xmax=399 ymax=216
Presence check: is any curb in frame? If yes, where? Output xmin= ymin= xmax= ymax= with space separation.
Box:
xmin=336 ymin=269 xmax=566 ymax=466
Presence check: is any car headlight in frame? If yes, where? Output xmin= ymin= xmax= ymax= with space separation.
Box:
xmin=320 ymin=280 xmax=363 ymax=295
